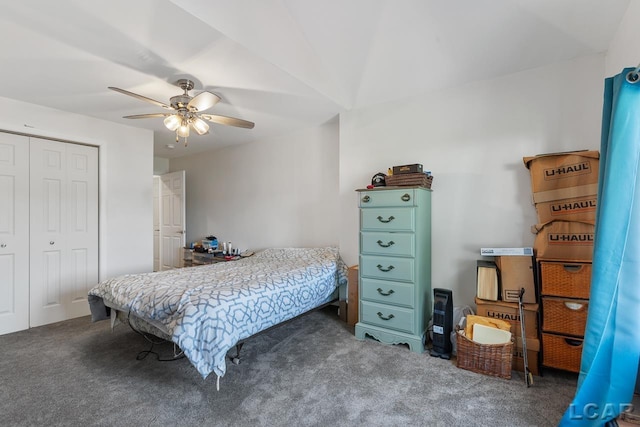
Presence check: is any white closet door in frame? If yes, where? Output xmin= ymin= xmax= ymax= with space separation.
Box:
xmin=65 ymin=143 xmax=99 ymax=318
xmin=0 ymin=133 xmax=29 ymax=335
xmin=160 ymin=171 xmax=185 ymax=270
xmin=153 ymin=176 xmax=160 ymax=271
xmin=29 ymin=138 xmax=98 ymax=327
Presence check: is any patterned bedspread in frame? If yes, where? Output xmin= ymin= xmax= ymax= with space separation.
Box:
xmin=88 ymin=247 xmax=347 ymax=379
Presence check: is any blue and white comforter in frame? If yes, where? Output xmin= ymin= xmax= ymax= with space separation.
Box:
xmin=88 ymin=247 xmax=347 ymax=379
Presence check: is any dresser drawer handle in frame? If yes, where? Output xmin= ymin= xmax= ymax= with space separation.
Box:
xmin=377 ymin=215 xmax=395 ymax=223
xmin=362 ymin=195 xmax=370 ymax=203
xmin=376 ymin=288 xmax=395 ymax=296
xmin=376 ymin=264 xmax=395 ymax=272
xmin=401 ymin=193 xmax=411 ymax=202
xmin=376 ymin=240 xmax=395 ymax=248
xmin=377 ymin=312 xmax=395 ymax=321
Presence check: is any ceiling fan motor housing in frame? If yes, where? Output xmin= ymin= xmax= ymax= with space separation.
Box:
xmin=171 ymin=79 xmax=196 ymax=110
xmin=170 ymin=94 xmax=192 ymax=110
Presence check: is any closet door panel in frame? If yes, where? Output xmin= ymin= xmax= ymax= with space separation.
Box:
xmin=30 ymin=139 xmax=98 ymax=326
xmin=65 ymin=143 xmax=98 ymax=317
xmin=0 ymin=133 xmax=29 ymax=335
xmin=42 ymin=250 xmax=62 ymax=306
xmin=30 ymin=139 xmax=67 ymax=326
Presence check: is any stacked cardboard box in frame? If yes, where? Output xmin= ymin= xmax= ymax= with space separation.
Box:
xmin=523 ymin=150 xmax=599 ymax=375
xmin=475 ymin=255 xmax=540 ymax=375
xmin=523 ymin=150 xmax=599 ymax=261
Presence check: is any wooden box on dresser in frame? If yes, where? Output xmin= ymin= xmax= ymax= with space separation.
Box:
xmin=354 ymin=187 xmax=432 ymax=353
xmin=539 ymin=259 xmax=592 ymax=373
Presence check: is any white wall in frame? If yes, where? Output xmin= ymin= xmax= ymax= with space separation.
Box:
xmin=339 ymin=54 xmax=605 ymax=306
xmin=605 ymin=1 xmax=640 ymax=76
xmin=0 ymin=97 xmax=154 ymax=280
xmin=170 ymin=117 xmax=340 ymax=252
xmin=154 ymin=156 xmax=170 ymax=175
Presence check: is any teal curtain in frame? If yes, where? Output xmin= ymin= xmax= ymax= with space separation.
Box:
xmin=560 ymin=68 xmax=640 ymax=425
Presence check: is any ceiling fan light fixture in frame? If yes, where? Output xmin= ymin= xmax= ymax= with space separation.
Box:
xmin=177 ymin=122 xmax=190 ymax=138
xmin=110 ymin=80 xmax=254 ymax=149
xmin=191 ymin=117 xmax=210 ymax=135
xmin=164 ymin=114 xmax=181 ymax=131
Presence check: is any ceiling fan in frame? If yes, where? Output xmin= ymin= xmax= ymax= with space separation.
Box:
xmin=108 ymin=79 xmax=255 ymax=146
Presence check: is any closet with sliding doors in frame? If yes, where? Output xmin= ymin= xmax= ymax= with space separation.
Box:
xmin=0 ymin=132 xmax=98 ymax=335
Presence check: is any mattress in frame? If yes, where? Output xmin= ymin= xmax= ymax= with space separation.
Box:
xmin=88 ymin=247 xmax=347 ymax=379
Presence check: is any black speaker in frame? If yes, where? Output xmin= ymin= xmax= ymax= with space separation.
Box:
xmin=430 ymin=288 xmax=453 ymax=359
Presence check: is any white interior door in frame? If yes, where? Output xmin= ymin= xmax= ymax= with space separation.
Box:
xmin=160 ymin=170 xmax=185 ymax=270
xmin=29 ymin=138 xmax=98 ymax=327
xmin=0 ymin=133 xmax=29 ymax=335
xmin=153 ymin=176 xmax=161 ymax=272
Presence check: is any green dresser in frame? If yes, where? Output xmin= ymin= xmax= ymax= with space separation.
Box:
xmin=355 ymin=187 xmax=432 ymax=353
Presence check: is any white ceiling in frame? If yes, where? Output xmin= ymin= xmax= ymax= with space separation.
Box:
xmin=0 ymin=0 xmax=630 ymax=158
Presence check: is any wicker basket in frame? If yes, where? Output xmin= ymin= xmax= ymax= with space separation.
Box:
xmin=455 ymin=331 xmax=513 ymax=379
xmin=540 ymin=261 xmax=591 ymax=299
xmin=541 ymin=333 xmax=583 ymax=373
xmin=542 ymin=297 xmax=588 ymax=336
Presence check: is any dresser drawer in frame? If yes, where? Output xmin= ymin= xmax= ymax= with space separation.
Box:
xmin=360 ymin=301 xmax=415 ymax=334
xmin=542 ymin=297 xmax=588 ymax=337
xmin=359 ymin=189 xmax=417 ymax=207
xmin=360 ymin=255 xmax=414 ymax=282
xmin=360 ymin=277 xmax=414 ymax=308
xmin=360 ymin=232 xmax=415 ymax=257
xmin=540 ymin=261 xmax=591 ymax=298
xmin=542 ymin=333 xmax=583 ymax=373
xmin=361 ymin=208 xmax=415 ymax=232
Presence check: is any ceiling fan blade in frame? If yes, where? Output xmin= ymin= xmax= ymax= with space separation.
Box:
xmin=123 ymin=113 xmax=172 ymax=119
xmin=188 ymin=91 xmax=221 ymax=112
xmin=108 ymin=87 xmax=172 ymax=110
xmin=201 ymin=114 xmax=255 ymax=129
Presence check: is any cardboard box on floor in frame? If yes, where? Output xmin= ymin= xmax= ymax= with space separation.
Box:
xmin=513 ymin=336 xmax=540 ymax=376
xmin=347 ymin=265 xmax=359 ymax=327
xmin=475 ymin=297 xmax=539 ymax=339
xmin=495 ymin=256 xmax=536 ymax=304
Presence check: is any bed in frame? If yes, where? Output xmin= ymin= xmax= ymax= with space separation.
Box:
xmin=88 ymin=247 xmax=347 ymax=386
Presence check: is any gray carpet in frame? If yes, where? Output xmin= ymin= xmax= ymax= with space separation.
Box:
xmin=0 ymin=306 xmax=578 ymax=426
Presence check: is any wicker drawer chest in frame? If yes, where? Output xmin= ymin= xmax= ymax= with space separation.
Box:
xmin=539 ymin=260 xmax=592 ymax=373
xmin=354 ymin=187 xmax=432 ymax=353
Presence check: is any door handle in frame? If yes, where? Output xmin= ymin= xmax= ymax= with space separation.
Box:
xmin=0 ymin=243 xmax=6 ymax=248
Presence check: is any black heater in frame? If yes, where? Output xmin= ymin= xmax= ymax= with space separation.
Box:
xmin=430 ymin=288 xmax=453 ymax=359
